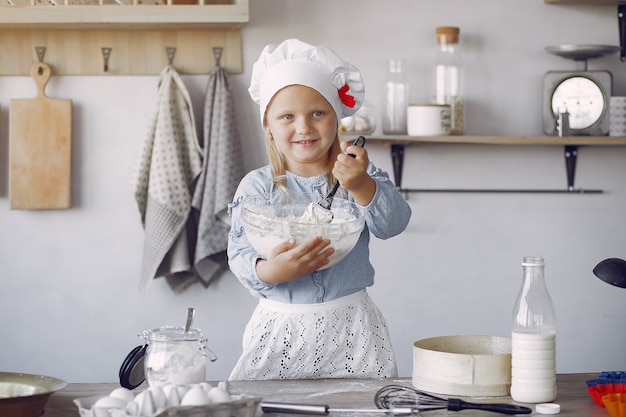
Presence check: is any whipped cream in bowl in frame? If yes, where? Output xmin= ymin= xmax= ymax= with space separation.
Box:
xmin=241 ymin=192 xmax=365 ymax=270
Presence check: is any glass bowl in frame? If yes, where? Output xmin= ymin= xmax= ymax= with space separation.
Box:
xmin=241 ymin=192 xmax=365 ymax=270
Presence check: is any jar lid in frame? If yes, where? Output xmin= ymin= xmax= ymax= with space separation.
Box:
xmin=143 ymin=326 xmax=203 ymax=342
xmin=119 ymin=344 xmax=146 ymax=389
xmin=436 ymin=26 xmax=460 ymax=44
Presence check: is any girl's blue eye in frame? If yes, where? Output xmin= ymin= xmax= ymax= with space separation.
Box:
xmin=313 ymin=111 xmax=323 ymax=117
xmin=283 ymin=114 xmax=293 ymax=120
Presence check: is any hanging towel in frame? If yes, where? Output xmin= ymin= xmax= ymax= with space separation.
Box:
xmin=191 ymin=63 xmax=245 ymax=287
xmin=130 ymin=65 xmax=203 ymax=292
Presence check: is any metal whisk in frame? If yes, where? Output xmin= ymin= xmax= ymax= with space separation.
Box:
xmin=374 ymin=385 xmax=532 ymax=415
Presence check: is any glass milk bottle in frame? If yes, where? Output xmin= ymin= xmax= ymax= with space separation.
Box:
xmin=382 ymin=59 xmax=409 ymax=134
xmin=511 ymin=256 xmax=557 ymax=403
xmin=432 ymin=26 xmax=464 ymax=135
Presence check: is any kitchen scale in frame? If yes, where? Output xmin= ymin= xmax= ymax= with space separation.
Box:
xmin=543 ymin=44 xmax=619 ymax=136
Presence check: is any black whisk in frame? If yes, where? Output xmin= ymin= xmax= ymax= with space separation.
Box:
xmin=374 ymin=385 xmax=532 ymax=415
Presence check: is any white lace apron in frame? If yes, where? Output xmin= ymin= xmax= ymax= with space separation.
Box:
xmin=229 ymin=290 xmax=397 ymax=380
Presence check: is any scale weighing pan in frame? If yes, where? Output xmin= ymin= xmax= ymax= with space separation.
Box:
xmin=545 ymin=44 xmax=619 ymax=61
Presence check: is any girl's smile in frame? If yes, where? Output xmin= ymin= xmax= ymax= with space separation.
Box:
xmin=264 ymin=85 xmax=338 ymax=177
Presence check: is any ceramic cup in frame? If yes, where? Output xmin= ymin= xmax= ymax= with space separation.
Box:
xmin=407 ymin=104 xmax=451 ymax=136
xmin=610 ymin=96 xmax=626 ymax=136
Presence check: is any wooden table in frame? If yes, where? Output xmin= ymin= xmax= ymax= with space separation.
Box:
xmin=45 ymin=373 xmax=610 ymax=416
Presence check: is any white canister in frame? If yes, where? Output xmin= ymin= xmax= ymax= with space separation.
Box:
xmin=407 ymin=104 xmax=451 ymax=136
xmin=610 ymin=96 xmax=626 ymax=137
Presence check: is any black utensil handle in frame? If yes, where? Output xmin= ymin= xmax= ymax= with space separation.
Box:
xmin=352 ymin=135 xmax=366 ymax=149
xmin=261 ymin=401 xmax=330 ymax=415
xmin=345 ymin=136 xmax=366 ymax=158
xmin=449 ymin=399 xmax=532 ymax=415
xmin=327 ymin=136 xmax=367 ymax=197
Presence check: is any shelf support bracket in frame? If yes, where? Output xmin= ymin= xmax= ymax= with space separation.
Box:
xmin=564 ymin=145 xmax=578 ymax=191
xmin=391 ymin=144 xmax=405 ymax=189
xmin=385 ymin=142 xmax=602 ymax=194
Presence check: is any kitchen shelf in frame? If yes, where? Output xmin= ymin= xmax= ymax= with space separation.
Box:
xmin=0 ymin=0 xmax=248 ymax=27
xmin=342 ymin=135 xmax=626 ymax=194
xmin=545 ymin=0 xmax=623 ymax=4
xmin=0 ymin=0 xmax=248 ymax=75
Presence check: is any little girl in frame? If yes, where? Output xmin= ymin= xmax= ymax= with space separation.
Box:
xmin=227 ymin=39 xmax=412 ymax=380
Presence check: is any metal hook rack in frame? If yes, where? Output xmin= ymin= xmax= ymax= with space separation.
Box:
xmin=213 ymin=46 xmax=223 ymax=67
xmin=34 ymin=46 xmax=47 ymax=75
xmin=1 ymin=28 xmax=241 ymax=75
xmin=35 ymin=46 xmax=46 ymax=63
xmin=166 ymin=47 xmax=176 ymax=66
xmin=101 ymin=47 xmax=112 ymax=72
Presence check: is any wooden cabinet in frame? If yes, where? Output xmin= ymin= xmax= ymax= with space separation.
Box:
xmin=0 ymin=0 xmax=248 ymax=75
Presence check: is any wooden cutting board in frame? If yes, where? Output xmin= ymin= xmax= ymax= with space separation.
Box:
xmin=9 ymin=62 xmax=72 ymax=210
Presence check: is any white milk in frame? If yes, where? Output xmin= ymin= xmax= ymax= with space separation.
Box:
xmin=510 ymin=331 xmax=557 ymax=403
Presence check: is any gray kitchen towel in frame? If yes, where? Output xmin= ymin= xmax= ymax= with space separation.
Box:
xmin=192 ymin=62 xmax=245 ymax=287
xmin=130 ymin=65 xmax=203 ymax=292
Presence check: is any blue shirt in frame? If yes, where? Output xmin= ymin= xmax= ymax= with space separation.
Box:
xmin=227 ymin=163 xmax=412 ymax=304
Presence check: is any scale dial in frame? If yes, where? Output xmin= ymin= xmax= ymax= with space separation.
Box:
xmin=551 ymin=76 xmax=605 ymax=130
xmin=543 ymin=71 xmax=612 ymax=136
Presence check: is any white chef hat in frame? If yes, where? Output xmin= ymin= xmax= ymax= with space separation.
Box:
xmin=249 ymin=38 xmax=365 ymax=125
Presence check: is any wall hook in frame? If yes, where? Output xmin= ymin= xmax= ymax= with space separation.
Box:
xmin=35 ymin=46 xmax=46 ymax=63
xmin=166 ymin=47 xmax=176 ymax=66
xmin=34 ymin=46 xmax=47 ymax=75
xmin=213 ymin=46 xmax=223 ymax=67
xmin=102 ymin=47 xmax=112 ymax=72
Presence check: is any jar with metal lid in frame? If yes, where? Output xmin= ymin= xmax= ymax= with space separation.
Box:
xmin=141 ymin=326 xmax=216 ymax=387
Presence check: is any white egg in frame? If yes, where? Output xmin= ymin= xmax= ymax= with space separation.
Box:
xmin=162 ymin=384 xmax=183 ymax=408
xmin=125 ymin=400 xmax=140 ymax=416
xmin=181 ymin=385 xmax=210 ymax=406
xmin=93 ymin=396 xmax=128 ymax=409
xmin=109 ymin=387 xmax=135 ymax=403
xmin=139 ymin=390 xmax=156 ymax=416
xmin=92 ymin=407 xmax=113 ymax=417
xmin=341 ymin=116 xmax=355 ymax=131
xmin=207 ymin=386 xmax=232 ymax=403
xmin=175 ymin=384 xmax=189 ymax=399
xmin=198 ymin=381 xmax=213 ymax=392
xmin=217 ymin=381 xmax=230 ymax=393
xmin=133 ymin=390 xmax=144 ymax=406
xmin=146 ymin=386 xmax=167 ymax=410
xmin=161 ymin=384 xmax=175 ymax=396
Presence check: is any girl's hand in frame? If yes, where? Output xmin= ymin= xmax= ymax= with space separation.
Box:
xmin=256 ymin=236 xmax=334 ymax=284
xmin=333 ymin=141 xmax=376 ymax=206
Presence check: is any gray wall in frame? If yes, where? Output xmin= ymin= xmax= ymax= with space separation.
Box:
xmin=1 ymin=0 xmax=625 ymax=383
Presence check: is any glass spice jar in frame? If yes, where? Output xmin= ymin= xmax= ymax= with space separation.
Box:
xmin=382 ymin=59 xmax=409 ymax=135
xmin=141 ymin=326 xmax=216 ymax=387
xmin=432 ymin=26 xmax=464 ymax=135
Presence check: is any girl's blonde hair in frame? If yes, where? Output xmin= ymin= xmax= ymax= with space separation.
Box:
xmin=265 ymin=130 xmax=342 ymax=193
